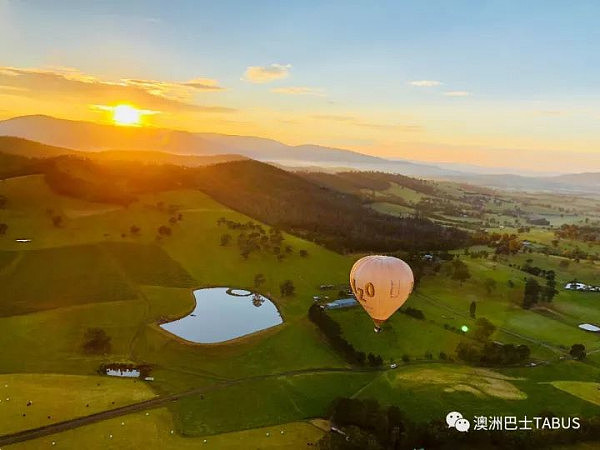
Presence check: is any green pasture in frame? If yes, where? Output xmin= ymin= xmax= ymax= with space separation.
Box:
xmin=0 ymin=373 xmax=155 ymax=435
xmin=6 ymin=408 xmax=325 ymax=450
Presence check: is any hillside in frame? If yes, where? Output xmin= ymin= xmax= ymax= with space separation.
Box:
xmin=0 ymin=136 xmax=77 ymax=158
xmin=0 ymin=115 xmax=456 ymax=176
xmin=0 ymin=148 xmax=469 ymax=252
xmin=0 ymin=136 xmax=246 ymax=167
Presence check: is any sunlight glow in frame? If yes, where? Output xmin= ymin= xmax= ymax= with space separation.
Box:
xmin=91 ymin=104 xmax=158 ymax=127
xmin=112 ymin=104 xmax=142 ymax=126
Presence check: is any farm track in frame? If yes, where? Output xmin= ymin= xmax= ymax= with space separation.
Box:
xmin=0 ymin=366 xmax=383 ymax=446
xmin=0 ymin=291 xmax=589 ymax=445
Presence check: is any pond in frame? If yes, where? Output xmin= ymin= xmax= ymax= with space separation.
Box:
xmin=159 ymin=287 xmax=283 ymax=343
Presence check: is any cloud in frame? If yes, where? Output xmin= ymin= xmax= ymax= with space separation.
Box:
xmin=312 ymin=114 xmax=354 ymax=122
xmin=243 ymin=64 xmax=291 ymax=83
xmin=271 ymin=86 xmax=324 ymax=96
xmin=444 ymin=91 xmax=471 ymax=97
xmin=311 ymin=114 xmax=422 ymax=131
xmin=0 ymin=66 xmax=233 ymax=113
xmin=182 ymin=78 xmax=225 ymax=90
xmin=409 ymin=80 xmax=442 ymax=87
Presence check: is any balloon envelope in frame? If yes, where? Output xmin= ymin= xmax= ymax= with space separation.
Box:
xmin=350 ymin=255 xmax=414 ymax=325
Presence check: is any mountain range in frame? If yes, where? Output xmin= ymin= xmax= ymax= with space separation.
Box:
xmin=0 ymin=114 xmax=598 ymax=193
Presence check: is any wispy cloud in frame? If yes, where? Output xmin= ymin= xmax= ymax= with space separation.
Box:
xmin=312 ymin=114 xmax=354 ymax=122
xmin=0 ymin=66 xmax=233 ymax=113
xmin=271 ymin=86 xmax=324 ymax=96
xmin=444 ymin=90 xmax=471 ymax=97
xmin=182 ymin=78 xmax=225 ymax=90
xmin=409 ymin=80 xmax=442 ymax=87
xmin=311 ymin=114 xmax=422 ymax=131
xmin=243 ymin=64 xmax=291 ymax=83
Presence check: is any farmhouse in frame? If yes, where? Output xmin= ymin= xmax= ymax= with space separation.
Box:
xmin=106 ymin=368 xmax=140 ymax=378
xmin=565 ymin=282 xmax=600 ymax=292
xmin=322 ymin=298 xmax=358 ymax=310
xmin=579 ymin=323 xmax=600 ymax=332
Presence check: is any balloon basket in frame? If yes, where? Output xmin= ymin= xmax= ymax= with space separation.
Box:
xmin=373 ymin=326 xmax=382 ymax=333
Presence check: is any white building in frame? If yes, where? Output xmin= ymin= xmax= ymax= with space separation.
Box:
xmin=565 ymin=282 xmax=600 ymax=292
xmin=106 ymin=368 xmax=140 ymax=378
xmin=565 ymin=282 xmax=588 ymax=290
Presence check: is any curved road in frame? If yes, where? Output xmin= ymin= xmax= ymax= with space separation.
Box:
xmin=1 ymin=291 xmax=578 ymax=446
xmin=0 ymin=366 xmax=381 ymax=446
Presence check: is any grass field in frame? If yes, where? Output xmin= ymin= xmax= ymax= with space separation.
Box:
xmin=6 ymin=407 xmax=325 ymax=450
xmin=370 ymin=201 xmax=415 ymax=217
xmin=0 ymin=244 xmax=137 ymax=317
xmin=0 ymin=373 xmax=155 ymax=435
xmin=354 ymin=363 xmax=600 ymax=423
xmin=331 ymin=306 xmax=465 ymax=361
xmin=172 ymin=372 xmax=375 ymax=435
xmin=102 ymin=242 xmax=197 ymax=288
xmin=2 ymin=174 xmax=600 ymax=448
xmin=550 ymin=381 xmax=600 ymax=406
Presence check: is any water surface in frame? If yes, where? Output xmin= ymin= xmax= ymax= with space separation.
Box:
xmin=160 ymin=287 xmax=282 ymax=343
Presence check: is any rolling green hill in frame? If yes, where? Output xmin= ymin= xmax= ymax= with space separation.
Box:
xmin=1 ymin=152 xmax=600 ymax=448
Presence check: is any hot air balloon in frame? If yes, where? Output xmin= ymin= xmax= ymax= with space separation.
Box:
xmin=350 ymin=255 xmax=414 ymax=332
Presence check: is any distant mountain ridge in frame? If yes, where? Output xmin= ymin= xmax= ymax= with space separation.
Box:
xmin=1 ymin=115 xmax=598 ymax=193
xmin=0 ymin=115 xmax=458 ymax=177
xmin=0 ymin=136 xmax=246 ymax=167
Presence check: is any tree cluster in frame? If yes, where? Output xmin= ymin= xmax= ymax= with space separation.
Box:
xmin=194 ymin=161 xmax=469 ymax=253
xmin=217 ymin=218 xmax=294 ymax=260
xmin=319 ymin=400 xmax=600 ymax=450
xmin=556 ymin=224 xmax=600 ymax=243
xmin=320 ymin=398 xmax=405 ymax=450
xmin=308 ymin=304 xmax=382 ymax=367
xmin=402 ymin=307 xmax=425 ymax=320
xmin=450 ymin=259 xmax=471 ymax=282
xmin=456 ymin=341 xmax=530 ymax=366
xmin=522 ymin=273 xmax=557 ymax=309
xmin=472 ymin=231 xmax=523 ymax=254
xmin=570 ymin=343 xmax=586 ymax=360
xmin=19 ymin=155 xmax=469 ymax=254
xmin=82 ymin=328 xmax=111 ymax=355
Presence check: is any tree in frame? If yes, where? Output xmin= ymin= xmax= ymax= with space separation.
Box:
xmin=570 ymin=344 xmax=586 ymax=360
xmin=130 ymin=225 xmax=141 ymax=235
xmin=220 ymin=233 xmax=231 ymax=246
xmin=484 ymin=278 xmax=497 ymax=294
xmin=450 ymin=259 xmax=471 ymax=283
xmin=0 ymin=223 xmax=7 ymax=236
xmin=523 ymin=278 xmax=541 ymax=309
xmin=299 ymin=249 xmax=308 ymax=258
xmin=473 ymin=317 xmax=496 ymax=341
xmin=52 ymin=215 xmax=63 ymax=227
xmin=82 ymin=328 xmax=111 ymax=355
xmin=254 ymin=273 xmax=266 ymax=288
xmin=469 ymin=301 xmax=477 ymax=319
xmin=158 ymin=225 xmax=171 ymax=236
xmin=279 ymin=280 xmax=295 ymax=296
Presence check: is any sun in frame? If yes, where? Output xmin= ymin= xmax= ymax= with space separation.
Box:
xmin=112 ymin=104 xmax=142 ymax=126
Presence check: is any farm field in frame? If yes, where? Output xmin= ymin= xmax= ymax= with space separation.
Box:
xmin=0 ymin=374 xmax=155 ymax=435
xmin=5 ymin=407 xmax=325 ymax=450
xmin=1 ymin=172 xmax=600 ymax=448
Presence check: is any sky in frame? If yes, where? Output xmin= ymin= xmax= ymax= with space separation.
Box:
xmin=0 ymin=0 xmax=599 ymax=173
